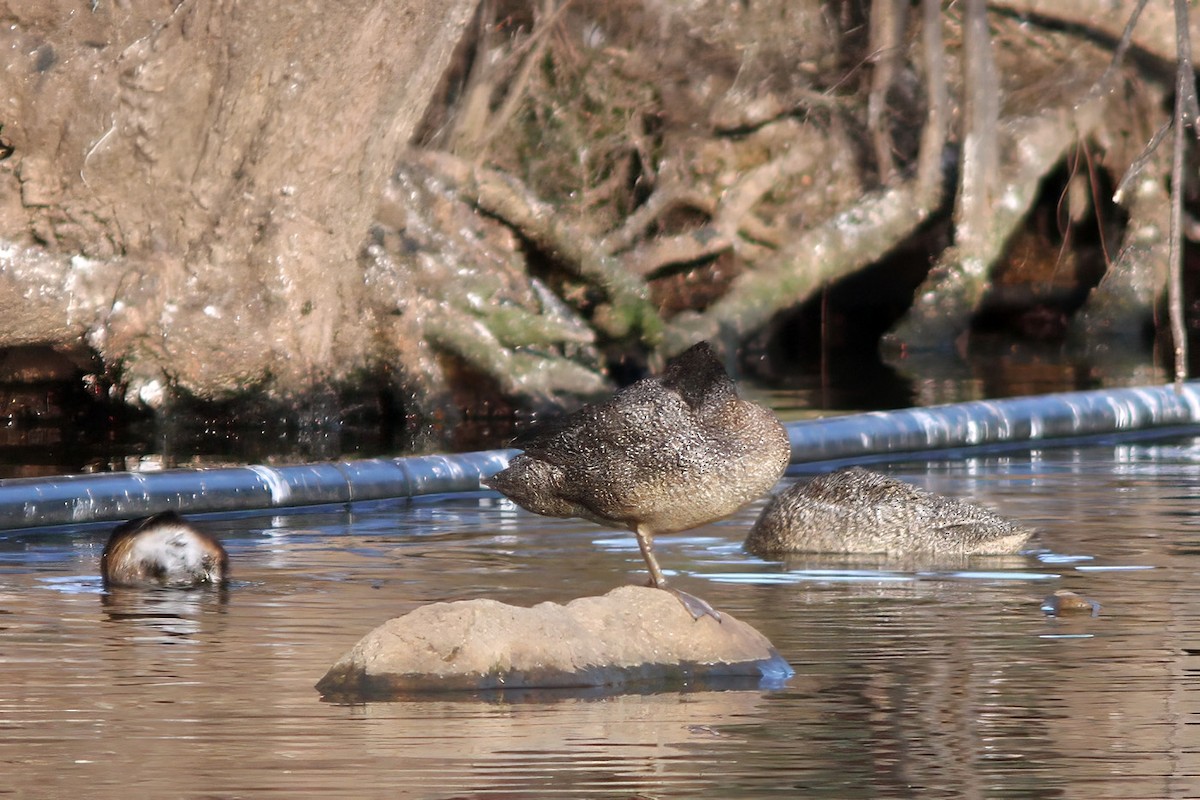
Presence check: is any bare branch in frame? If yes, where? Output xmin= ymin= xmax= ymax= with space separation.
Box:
xmin=475 ymin=0 xmax=575 ymax=159
xmin=1168 ymin=0 xmax=1195 ymax=386
xmin=866 ymin=0 xmax=908 ymax=183
xmin=599 ymin=183 xmax=716 ymax=255
xmin=1096 ymin=0 xmax=1150 ymax=93
xmin=1113 ymin=118 xmax=1171 ymax=204
xmin=956 ymin=0 xmax=1000 ymax=255
xmin=620 ymin=145 xmax=814 ymax=276
xmin=625 ymin=229 xmax=733 ymax=277
xmin=915 ymin=0 xmax=947 ymax=201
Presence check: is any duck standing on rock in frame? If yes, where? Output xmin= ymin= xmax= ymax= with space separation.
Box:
xmin=483 ymin=342 xmax=791 ymax=618
xmin=101 ymin=511 xmax=229 ymax=588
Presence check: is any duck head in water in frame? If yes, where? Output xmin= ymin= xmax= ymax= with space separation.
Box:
xmin=101 ymin=511 xmax=229 ymax=589
xmin=483 ymin=341 xmax=791 ymax=619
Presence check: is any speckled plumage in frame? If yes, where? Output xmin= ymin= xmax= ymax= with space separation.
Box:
xmin=484 ymin=342 xmax=790 ymax=589
xmin=745 ymin=467 xmax=1034 ymax=557
xmin=101 ymin=511 xmax=229 ymax=588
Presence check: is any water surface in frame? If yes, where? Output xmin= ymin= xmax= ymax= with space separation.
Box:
xmin=3 ymin=439 xmax=1200 ymax=798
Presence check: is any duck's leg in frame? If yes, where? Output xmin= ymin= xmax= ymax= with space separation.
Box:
xmin=633 ymin=526 xmax=721 ymax=622
xmin=633 ymin=526 xmax=668 ymax=588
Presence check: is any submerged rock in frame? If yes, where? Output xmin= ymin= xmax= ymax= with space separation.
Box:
xmin=745 ymin=467 xmax=1034 ymax=557
xmin=315 ymin=585 xmax=792 ymax=699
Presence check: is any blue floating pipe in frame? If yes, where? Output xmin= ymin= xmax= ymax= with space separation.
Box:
xmin=780 ymin=383 xmax=1200 ymax=465
xmin=0 ymin=449 xmax=516 ymax=532
xmin=0 ymin=383 xmax=1198 ymax=532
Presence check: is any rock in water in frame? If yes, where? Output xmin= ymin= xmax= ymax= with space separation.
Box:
xmin=315 ymin=586 xmax=792 ymax=699
xmin=746 ymin=467 xmax=1034 ymax=557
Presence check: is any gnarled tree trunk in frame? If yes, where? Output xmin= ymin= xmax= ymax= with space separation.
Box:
xmin=0 ymin=0 xmax=475 ymax=405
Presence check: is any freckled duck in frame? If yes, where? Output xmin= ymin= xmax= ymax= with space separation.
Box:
xmin=745 ymin=467 xmax=1034 ymax=557
xmin=101 ymin=511 xmax=229 ymax=588
xmin=484 ymin=341 xmax=791 ymax=618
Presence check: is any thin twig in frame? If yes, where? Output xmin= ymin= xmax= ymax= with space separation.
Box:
xmin=1096 ymin=0 xmax=1150 ymax=93
xmin=1113 ymin=118 xmax=1171 ymax=204
xmin=1167 ymin=0 xmax=1194 ymax=387
xmin=1106 ymin=0 xmax=1162 ymax=203
xmin=475 ymin=0 xmax=575 ymax=159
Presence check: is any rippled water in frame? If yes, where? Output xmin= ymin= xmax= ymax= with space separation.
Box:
xmin=4 ymin=438 xmax=1200 ymax=798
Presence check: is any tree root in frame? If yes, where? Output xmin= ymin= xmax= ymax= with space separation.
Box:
xmin=662 ymin=179 xmax=948 ymax=355
xmin=1074 ymin=92 xmax=1170 ymax=345
xmin=661 ymin=0 xmax=950 ymax=357
xmin=366 ymin=160 xmax=612 ymax=416
xmin=885 ymin=0 xmax=1124 ymax=352
xmin=415 ymin=149 xmax=663 ymax=344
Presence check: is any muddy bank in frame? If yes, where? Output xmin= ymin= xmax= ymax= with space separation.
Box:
xmin=0 ymin=1 xmax=1195 ymax=431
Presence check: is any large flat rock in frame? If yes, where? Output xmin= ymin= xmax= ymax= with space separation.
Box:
xmin=316 ymin=585 xmax=792 ymax=699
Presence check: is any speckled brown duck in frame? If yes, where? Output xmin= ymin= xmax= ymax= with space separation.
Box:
xmin=745 ymin=467 xmax=1034 ymax=557
xmin=483 ymin=342 xmax=791 ymax=617
xmin=101 ymin=511 xmax=229 ymax=588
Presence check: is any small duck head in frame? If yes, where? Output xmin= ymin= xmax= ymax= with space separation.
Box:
xmin=101 ymin=511 xmax=229 ymax=589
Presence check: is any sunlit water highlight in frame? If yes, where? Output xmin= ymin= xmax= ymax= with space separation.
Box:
xmin=4 ymin=438 xmax=1200 ymax=798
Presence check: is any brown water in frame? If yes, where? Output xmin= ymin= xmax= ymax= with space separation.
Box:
xmin=3 ymin=438 xmax=1200 ymax=799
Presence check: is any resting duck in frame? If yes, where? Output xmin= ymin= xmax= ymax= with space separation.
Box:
xmin=101 ymin=511 xmax=229 ymax=588
xmin=484 ymin=341 xmax=790 ymax=618
xmin=745 ymin=467 xmax=1034 ymax=557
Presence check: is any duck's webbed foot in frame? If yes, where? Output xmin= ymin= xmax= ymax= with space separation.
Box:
xmin=634 ymin=525 xmax=721 ymax=622
xmin=664 ymin=584 xmax=722 ymax=622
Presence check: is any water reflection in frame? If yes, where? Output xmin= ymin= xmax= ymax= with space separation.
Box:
xmin=337 ymin=690 xmax=773 ymax=798
xmin=3 ymin=440 xmax=1200 ymax=797
xmin=0 ymin=342 xmax=1176 ymax=477
xmin=101 ymin=585 xmax=230 ymax=640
